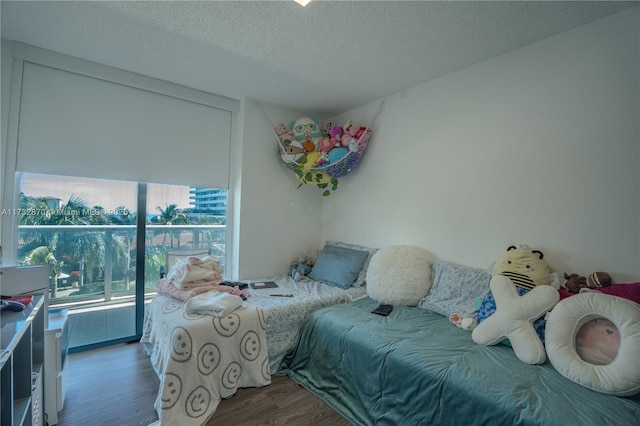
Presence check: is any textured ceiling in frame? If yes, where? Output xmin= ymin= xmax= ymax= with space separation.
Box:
xmin=1 ymin=1 xmax=637 ymax=116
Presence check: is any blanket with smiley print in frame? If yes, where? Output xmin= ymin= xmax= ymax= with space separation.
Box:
xmin=142 ymin=294 xmax=270 ymax=425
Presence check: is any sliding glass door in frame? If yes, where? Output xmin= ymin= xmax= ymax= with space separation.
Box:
xmin=17 ymin=173 xmax=227 ymax=352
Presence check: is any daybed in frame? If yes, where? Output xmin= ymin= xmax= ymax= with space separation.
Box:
xmin=278 ymin=246 xmax=640 ymax=426
xmin=278 ymin=297 xmax=640 ymax=425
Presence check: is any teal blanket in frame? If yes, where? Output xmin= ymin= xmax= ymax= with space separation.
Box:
xmin=279 ymin=298 xmax=640 ymax=426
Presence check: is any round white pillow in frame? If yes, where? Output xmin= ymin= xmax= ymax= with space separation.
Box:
xmin=366 ymin=245 xmax=435 ymax=306
xmin=545 ymin=292 xmax=640 ymax=396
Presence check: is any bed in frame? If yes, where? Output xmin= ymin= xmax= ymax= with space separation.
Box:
xmin=278 ymin=297 xmax=640 ymax=426
xmin=141 ymin=274 xmax=367 ymax=425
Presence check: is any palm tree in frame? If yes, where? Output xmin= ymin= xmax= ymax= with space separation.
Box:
xmin=23 ymin=245 xmax=61 ymax=297
xmin=18 ymin=193 xmax=58 ymax=255
xmin=46 ymin=197 xmax=103 ymax=285
xmin=19 ymin=195 xmax=115 ymax=288
xmin=109 ymin=206 xmax=137 ymax=289
xmin=154 ymin=204 xmax=189 ymax=248
xmin=144 ymin=248 xmax=165 ymax=288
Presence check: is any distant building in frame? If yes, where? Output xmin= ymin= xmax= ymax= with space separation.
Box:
xmin=43 ymin=196 xmax=62 ymax=210
xmin=189 ymin=187 xmax=227 ymax=216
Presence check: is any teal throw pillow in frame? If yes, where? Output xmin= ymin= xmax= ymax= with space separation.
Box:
xmin=308 ymin=245 xmax=369 ymax=289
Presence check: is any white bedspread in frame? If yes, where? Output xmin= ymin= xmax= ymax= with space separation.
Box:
xmin=142 ymin=295 xmax=270 ymax=425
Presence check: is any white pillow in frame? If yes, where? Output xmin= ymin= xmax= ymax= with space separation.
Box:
xmin=545 ymin=292 xmax=640 ymax=396
xmin=366 ymin=245 xmax=434 ymax=306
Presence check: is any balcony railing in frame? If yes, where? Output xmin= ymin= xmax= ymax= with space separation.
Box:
xmin=18 ymin=224 xmax=226 ymax=308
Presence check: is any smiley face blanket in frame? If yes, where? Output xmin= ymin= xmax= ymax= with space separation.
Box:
xmin=141 ymin=294 xmax=270 ymax=425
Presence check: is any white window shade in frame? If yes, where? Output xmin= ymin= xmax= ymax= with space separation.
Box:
xmin=17 ymin=62 xmax=232 ymax=188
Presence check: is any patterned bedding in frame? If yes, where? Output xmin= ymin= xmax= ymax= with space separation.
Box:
xmin=141 ymin=274 xmax=366 ymax=425
xmin=245 ymin=275 xmax=367 ymax=372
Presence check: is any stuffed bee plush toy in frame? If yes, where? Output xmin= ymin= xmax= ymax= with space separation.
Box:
xmin=472 ymin=245 xmax=559 ymax=364
xmin=492 ymin=245 xmax=551 ymax=289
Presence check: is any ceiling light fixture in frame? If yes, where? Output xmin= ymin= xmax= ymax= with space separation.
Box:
xmin=294 ymin=0 xmax=311 ymax=6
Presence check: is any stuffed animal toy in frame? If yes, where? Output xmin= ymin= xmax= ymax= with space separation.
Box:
xmin=317 ymin=137 xmax=337 ymax=153
xmin=472 ymin=274 xmax=559 ymax=364
xmin=289 ymin=250 xmax=319 ymax=281
xmin=280 ymin=139 xmax=306 ymax=163
xmin=477 ymin=246 xmax=552 ymax=338
xmin=329 ymin=124 xmax=343 ymax=140
xmin=316 ymin=124 xmax=343 ymax=152
xmin=341 ymin=122 xmax=355 ymax=148
xmin=316 ymin=151 xmax=329 ymax=166
xmin=343 ymin=121 xmax=372 ymax=141
xmin=327 ymin=147 xmax=348 ymax=164
xmin=347 ymin=138 xmax=364 ymax=153
xmin=472 ymin=245 xmax=559 ymax=364
xmin=290 ymin=258 xmax=312 ymax=281
xmin=342 ymin=121 xmax=372 ymax=149
xmin=563 ymin=272 xmax=588 ymax=293
xmin=274 ymin=123 xmax=296 ymax=144
xmin=492 ymin=245 xmax=550 ymax=289
xmin=563 ymin=271 xmax=613 ymax=293
xmin=304 ymin=151 xmax=322 ymax=168
xmin=322 ymin=121 xmax=333 ymax=139
xmin=449 ymin=313 xmax=478 ymax=331
xmin=587 ymin=271 xmax=612 ymax=289
xmin=290 ymin=117 xmax=322 ymax=152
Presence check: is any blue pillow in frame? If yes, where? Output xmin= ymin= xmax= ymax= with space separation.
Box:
xmin=326 ymin=241 xmax=378 ymax=287
xmin=308 ymin=245 xmax=369 ymax=289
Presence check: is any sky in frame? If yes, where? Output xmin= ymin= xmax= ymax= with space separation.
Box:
xmin=19 ymin=173 xmax=191 ymax=214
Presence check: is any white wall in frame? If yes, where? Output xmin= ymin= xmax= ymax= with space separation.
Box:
xmin=0 ymin=40 xmax=14 ymax=264
xmin=234 ymin=100 xmax=322 ymax=279
xmin=321 ymin=8 xmax=640 ymax=282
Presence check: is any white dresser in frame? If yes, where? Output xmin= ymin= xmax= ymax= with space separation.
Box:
xmin=44 ymin=309 xmax=69 ymax=425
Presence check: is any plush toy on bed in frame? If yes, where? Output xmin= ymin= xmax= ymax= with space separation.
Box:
xmin=472 ymin=245 xmax=559 ymax=364
xmin=289 ymin=249 xmax=320 ymax=281
xmin=449 ymin=313 xmax=478 ymax=331
xmin=290 ymin=258 xmax=312 ymax=281
xmin=563 ymin=271 xmax=612 ymax=293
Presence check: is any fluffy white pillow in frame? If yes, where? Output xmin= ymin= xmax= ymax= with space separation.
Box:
xmin=366 ymin=245 xmax=435 ymax=306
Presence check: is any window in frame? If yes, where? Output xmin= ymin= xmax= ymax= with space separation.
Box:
xmin=16 ymin=172 xmax=227 ymax=350
xmin=2 ymin=44 xmax=237 ymax=351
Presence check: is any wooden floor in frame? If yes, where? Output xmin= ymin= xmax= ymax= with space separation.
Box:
xmin=56 ymin=343 xmax=350 ymax=425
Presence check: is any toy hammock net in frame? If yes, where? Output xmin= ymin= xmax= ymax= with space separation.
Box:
xmin=261 ymin=101 xmax=384 ymax=196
